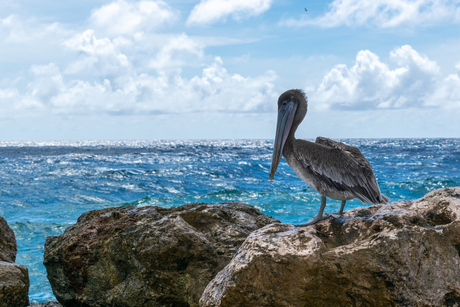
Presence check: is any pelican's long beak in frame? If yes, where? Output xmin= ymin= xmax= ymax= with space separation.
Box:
xmin=269 ymin=101 xmax=297 ymax=180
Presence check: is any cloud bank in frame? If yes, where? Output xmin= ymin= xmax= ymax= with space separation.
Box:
xmin=1 ymin=43 xmax=277 ymax=117
xmin=1 ymin=0 xmax=460 ymax=127
xmin=311 ymin=45 xmax=460 ymax=110
xmin=0 ymin=0 xmax=277 ymax=119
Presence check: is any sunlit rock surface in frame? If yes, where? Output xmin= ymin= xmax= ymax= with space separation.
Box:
xmin=44 ymin=202 xmax=279 ymax=307
xmin=200 ymin=187 xmax=460 ymax=307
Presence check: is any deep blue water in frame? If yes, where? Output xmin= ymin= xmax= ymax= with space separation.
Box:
xmin=0 ymin=139 xmax=459 ymax=303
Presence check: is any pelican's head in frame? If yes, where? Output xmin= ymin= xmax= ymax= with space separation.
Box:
xmin=269 ymin=89 xmax=307 ymax=180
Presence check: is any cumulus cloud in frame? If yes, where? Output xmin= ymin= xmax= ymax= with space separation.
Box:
xmin=187 ymin=0 xmax=272 ymax=26
xmin=0 ymin=57 xmax=277 ymax=117
xmin=0 ymin=64 xmax=63 ymax=117
xmin=149 ymin=33 xmax=204 ymax=70
xmin=426 ymin=63 xmax=460 ymax=109
xmin=63 ymin=30 xmax=130 ymax=76
xmin=0 ymin=87 xmax=21 ymax=117
xmin=311 ymin=45 xmax=446 ymax=110
xmin=90 ymin=0 xmax=177 ymax=36
xmin=62 ymin=29 xmax=208 ymax=84
xmin=281 ymin=0 xmax=460 ymax=28
xmin=27 ymin=64 xmax=64 ymax=105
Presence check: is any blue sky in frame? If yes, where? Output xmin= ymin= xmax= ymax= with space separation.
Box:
xmin=1 ymin=0 xmax=460 ymax=140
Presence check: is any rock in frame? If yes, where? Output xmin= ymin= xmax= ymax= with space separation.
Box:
xmin=28 ymin=302 xmax=62 ymax=307
xmin=44 ymin=202 xmax=279 ymax=307
xmin=1 ymin=216 xmax=29 ymax=307
xmin=200 ymin=187 xmax=460 ymax=307
xmin=0 ymin=261 xmax=29 ymax=307
xmin=0 ymin=216 xmax=16 ymax=263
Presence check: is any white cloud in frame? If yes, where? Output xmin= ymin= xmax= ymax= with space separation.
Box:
xmin=184 ymin=57 xmax=277 ymax=112
xmin=0 ymin=14 xmax=68 ymax=43
xmin=28 ymin=63 xmax=64 ymax=105
xmin=0 ymin=87 xmax=21 ymax=116
xmin=0 ymin=14 xmax=74 ymax=76
xmin=90 ymin=0 xmax=177 ymax=36
xmin=0 ymin=57 xmax=277 ymax=117
xmin=63 ymin=30 xmax=130 ymax=76
xmin=282 ymin=0 xmax=460 ymax=28
xmin=62 ymin=30 xmax=207 ymax=85
xmin=0 ymin=64 xmax=64 ymax=117
xmin=311 ymin=45 xmax=443 ymax=110
xmin=426 ymin=71 xmax=460 ymax=109
xmin=148 ymin=33 xmax=204 ymax=70
xmin=187 ymin=0 xmax=272 ymax=26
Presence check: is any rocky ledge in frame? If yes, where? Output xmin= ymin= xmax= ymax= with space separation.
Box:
xmin=200 ymin=187 xmax=460 ymax=307
xmin=0 ymin=216 xmax=29 ymax=307
xmin=44 ymin=202 xmax=279 ymax=307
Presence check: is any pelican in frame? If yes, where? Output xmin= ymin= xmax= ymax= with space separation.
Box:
xmin=269 ymin=89 xmax=389 ymax=226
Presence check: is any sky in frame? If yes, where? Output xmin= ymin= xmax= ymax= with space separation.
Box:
xmin=1 ymin=0 xmax=460 ymax=140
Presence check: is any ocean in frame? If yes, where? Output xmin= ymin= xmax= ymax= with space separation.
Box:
xmin=0 ymin=138 xmax=459 ymax=303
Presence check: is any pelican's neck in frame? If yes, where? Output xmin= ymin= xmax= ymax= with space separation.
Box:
xmin=283 ymin=127 xmax=297 ymax=154
xmin=287 ymin=101 xmax=306 ymax=146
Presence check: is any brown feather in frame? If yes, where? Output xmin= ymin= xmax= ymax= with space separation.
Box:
xmin=291 ymin=138 xmax=386 ymax=204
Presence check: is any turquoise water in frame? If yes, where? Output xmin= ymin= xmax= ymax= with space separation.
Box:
xmin=0 ymin=139 xmax=459 ymax=303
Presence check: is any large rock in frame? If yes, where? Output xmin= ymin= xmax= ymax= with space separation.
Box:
xmin=0 ymin=216 xmax=16 ymax=263
xmin=200 ymin=187 xmax=460 ymax=307
xmin=44 ymin=202 xmax=279 ymax=307
xmin=0 ymin=262 xmax=29 ymax=307
xmin=0 ymin=216 xmax=29 ymax=307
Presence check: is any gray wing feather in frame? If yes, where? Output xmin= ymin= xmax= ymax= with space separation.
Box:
xmin=293 ymin=137 xmax=387 ymax=204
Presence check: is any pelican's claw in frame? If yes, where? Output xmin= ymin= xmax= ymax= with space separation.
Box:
xmin=330 ymin=212 xmax=343 ymax=218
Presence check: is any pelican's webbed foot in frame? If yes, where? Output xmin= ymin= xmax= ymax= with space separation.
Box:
xmin=296 ymin=213 xmax=330 ymax=227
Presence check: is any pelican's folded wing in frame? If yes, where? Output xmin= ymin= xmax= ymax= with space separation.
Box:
xmin=294 ymin=139 xmax=384 ymax=204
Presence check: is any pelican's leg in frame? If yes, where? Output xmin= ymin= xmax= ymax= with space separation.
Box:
xmin=330 ymin=200 xmax=346 ymax=218
xmin=297 ymin=196 xmax=329 ymax=227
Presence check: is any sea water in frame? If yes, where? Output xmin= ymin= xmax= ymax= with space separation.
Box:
xmin=0 ymin=138 xmax=459 ymax=303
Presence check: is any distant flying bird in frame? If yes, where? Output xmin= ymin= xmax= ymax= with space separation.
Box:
xmin=269 ymin=89 xmax=389 ymax=226
xmin=305 ymin=8 xmax=308 ymax=11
